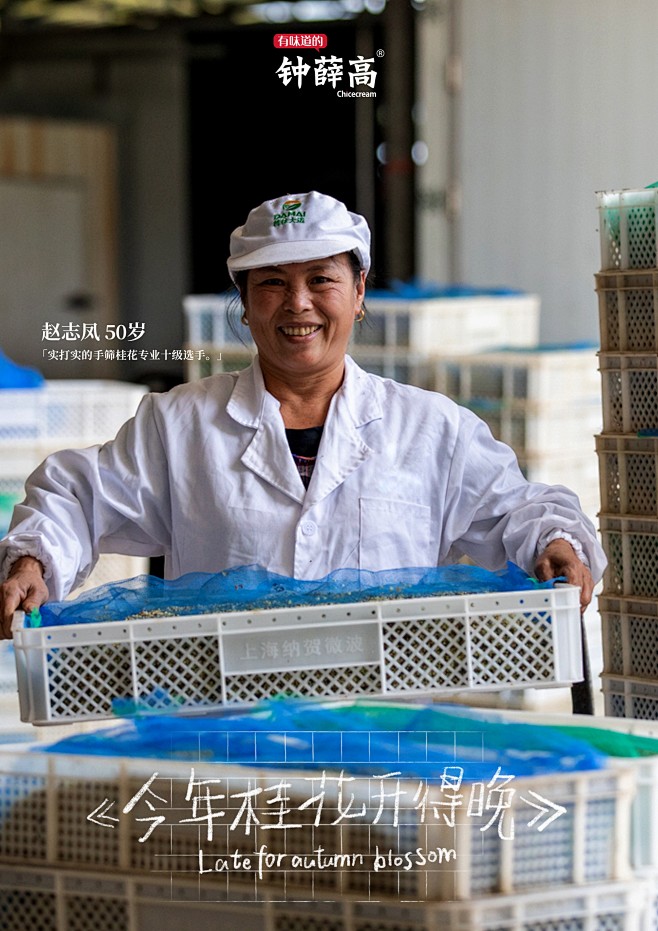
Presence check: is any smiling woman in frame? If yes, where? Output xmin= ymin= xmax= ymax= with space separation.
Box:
xmin=0 ymin=191 xmax=606 ymax=658
xmin=236 ymin=254 xmax=365 ymax=428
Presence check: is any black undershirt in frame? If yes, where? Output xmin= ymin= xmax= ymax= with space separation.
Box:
xmin=285 ymin=425 xmax=324 ymax=488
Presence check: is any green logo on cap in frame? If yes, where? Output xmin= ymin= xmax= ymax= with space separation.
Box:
xmin=274 ymin=199 xmax=306 ymax=227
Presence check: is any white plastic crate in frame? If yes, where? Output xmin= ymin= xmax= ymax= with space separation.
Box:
xmin=346 ymin=346 xmax=435 ymax=389
xmin=183 ymin=293 xmax=255 ymax=349
xmin=597 ymin=434 xmax=658 ymax=517
xmin=0 ymin=741 xmax=638 ymax=900
xmin=183 ymin=291 xmax=541 ymax=358
xmin=597 ymin=187 xmax=658 ymax=270
xmin=12 ymin=585 xmax=583 ymax=726
xmin=595 ymin=269 xmax=658 ymax=352
xmin=0 ymin=380 xmax=148 ymax=446
xmin=0 ymin=864 xmax=653 ymax=930
xmin=600 ymin=515 xmax=658 ymax=599
xmin=433 ymin=346 xmax=602 ymax=410
xmin=600 ymin=353 xmax=658 ymax=434
xmin=491 ymin=707 xmax=658 ymax=880
xmin=182 ymin=293 xmax=255 ymax=381
xmin=469 ymin=399 xmax=602 ymax=458
xmin=351 ymin=291 xmax=540 ymax=354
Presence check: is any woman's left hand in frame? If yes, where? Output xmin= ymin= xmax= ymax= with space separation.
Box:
xmin=534 ymin=538 xmax=594 ymax=613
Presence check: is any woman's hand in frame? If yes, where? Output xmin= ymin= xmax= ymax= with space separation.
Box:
xmin=0 ymin=556 xmax=49 ymax=639
xmin=534 ymin=538 xmax=594 ymax=613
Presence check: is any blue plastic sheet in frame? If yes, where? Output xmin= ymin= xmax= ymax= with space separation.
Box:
xmin=0 ymin=348 xmax=44 ymax=388
xmin=32 ymin=562 xmax=561 ymax=629
xmin=40 ymin=698 xmax=608 ymax=782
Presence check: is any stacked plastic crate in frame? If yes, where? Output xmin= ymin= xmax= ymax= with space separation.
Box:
xmin=0 ymin=379 xmax=151 ymax=739
xmin=432 ymin=344 xmax=603 ymax=529
xmin=182 ymin=286 xmax=542 ymax=385
xmin=596 ymin=188 xmax=658 ymax=719
xmin=349 ymin=285 xmax=541 ymax=388
xmin=1 ymin=704 xmax=658 ymax=929
xmin=0 ymin=379 xmax=150 ymax=595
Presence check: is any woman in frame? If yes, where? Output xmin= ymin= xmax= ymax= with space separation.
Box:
xmin=0 ymin=190 xmax=605 ymax=639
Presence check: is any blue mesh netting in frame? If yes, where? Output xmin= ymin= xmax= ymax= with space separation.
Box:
xmin=39 ymin=698 xmax=608 ymax=780
xmin=31 ymin=562 xmax=561 ymax=629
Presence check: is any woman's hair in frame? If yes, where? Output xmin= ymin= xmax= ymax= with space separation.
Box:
xmin=227 ymin=250 xmax=369 ymax=344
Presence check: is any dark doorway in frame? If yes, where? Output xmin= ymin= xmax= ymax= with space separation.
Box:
xmin=186 ymin=20 xmax=384 ymax=294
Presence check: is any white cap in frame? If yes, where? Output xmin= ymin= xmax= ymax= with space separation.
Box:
xmin=227 ymin=191 xmax=371 ymax=281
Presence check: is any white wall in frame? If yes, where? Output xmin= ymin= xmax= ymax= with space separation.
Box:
xmin=457 ymin=0 xmax=658 ymax=343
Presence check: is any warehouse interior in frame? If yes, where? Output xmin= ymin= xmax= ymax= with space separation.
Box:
xmin=1 ymin=0 xmax=658 ymax=926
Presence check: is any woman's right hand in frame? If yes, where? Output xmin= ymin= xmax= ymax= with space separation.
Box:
xmin=0 ymin=556 xmax=49 ymax=639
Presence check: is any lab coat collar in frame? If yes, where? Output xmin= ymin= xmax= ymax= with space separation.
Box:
xmin=225 ymin=354 xmax=383 ymax=427
xmin=226 ymin=355 xmax=383 ymax=506
xmin=226 ymin=356 xmax=268 ymax=429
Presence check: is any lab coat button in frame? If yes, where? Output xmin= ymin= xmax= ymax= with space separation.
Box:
xmin=301 ymin=520 xmax=317 ymax=536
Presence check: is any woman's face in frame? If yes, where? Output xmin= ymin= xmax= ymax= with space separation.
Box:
xmin=241 ymin=253 xmax=366 ymax=384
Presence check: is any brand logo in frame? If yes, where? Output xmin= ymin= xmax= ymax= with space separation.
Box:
xmin=273 ymin=200 xmax=306 ymax=227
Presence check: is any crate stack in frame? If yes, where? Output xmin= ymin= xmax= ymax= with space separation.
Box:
xmin=432 ymin=345 xmax=603 ymax=529
xmin=182 ymin=287 xmax=542 ymax=385
xmin=0 ymin=379 xmax=151 ymax=595
xmin=595 ymin=188 xmax=658 ymax=719
xmin=0 ymin=378 xmax=151 ymax=738
xmin=0 ymin=708 xmax=658 ymax=929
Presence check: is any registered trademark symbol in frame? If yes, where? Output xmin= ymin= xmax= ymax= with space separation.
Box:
xmin=376 ymin=49 xmax=384 ymax=57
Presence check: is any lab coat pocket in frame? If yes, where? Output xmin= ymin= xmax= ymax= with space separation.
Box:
xmin=225 ymin=502 xmax=286 ymax=566
xmin=359 ymin=497 xmax=432 ymax=571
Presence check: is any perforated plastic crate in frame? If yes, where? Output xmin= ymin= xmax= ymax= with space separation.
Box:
xmin=0 ymin=742 xmax=638 ymax=900
xmin=183 ymin=293 xmax=255 ymax=348
xmin=12 ymin=586 xmax=583 ymax=726
xmin=346 ymin=346 xmax=435 ymax=389
xmin=490 ymin=708 xmax=658 ymax=879
xmin=595 ymin=269 xmax=658 ymax=352
xmin=603 ymin=676 xmax=658 ymax=724
xmin=433 ymin=346 xmax=601 ymax=409
xmin=597 ymin=187 xmax=658 ymax=270
xmin=600 ymin=595 xmax=658 ymax=681
xmin=0 ymin=380 xmax=148 ymax=445
xmin=597 ymin=434 xmax=658 ymax=516
xmin=183 ymin=292 xmax=541 ymax=358
xmin=0 ymin=864 xmax=653 ymax=930
xmin=468 ymin=399 xmax=602 ymax=458
xmin=600 ymin=353 xmax=658 ymax=434
xmin=352 ymin=291 xmax=540 ymax=354
xmin=600 ymin=515 xmax=658 ymax=599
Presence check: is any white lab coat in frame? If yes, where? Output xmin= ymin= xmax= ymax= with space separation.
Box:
xmin=0 ymin=356 xmax=606 ymax=600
